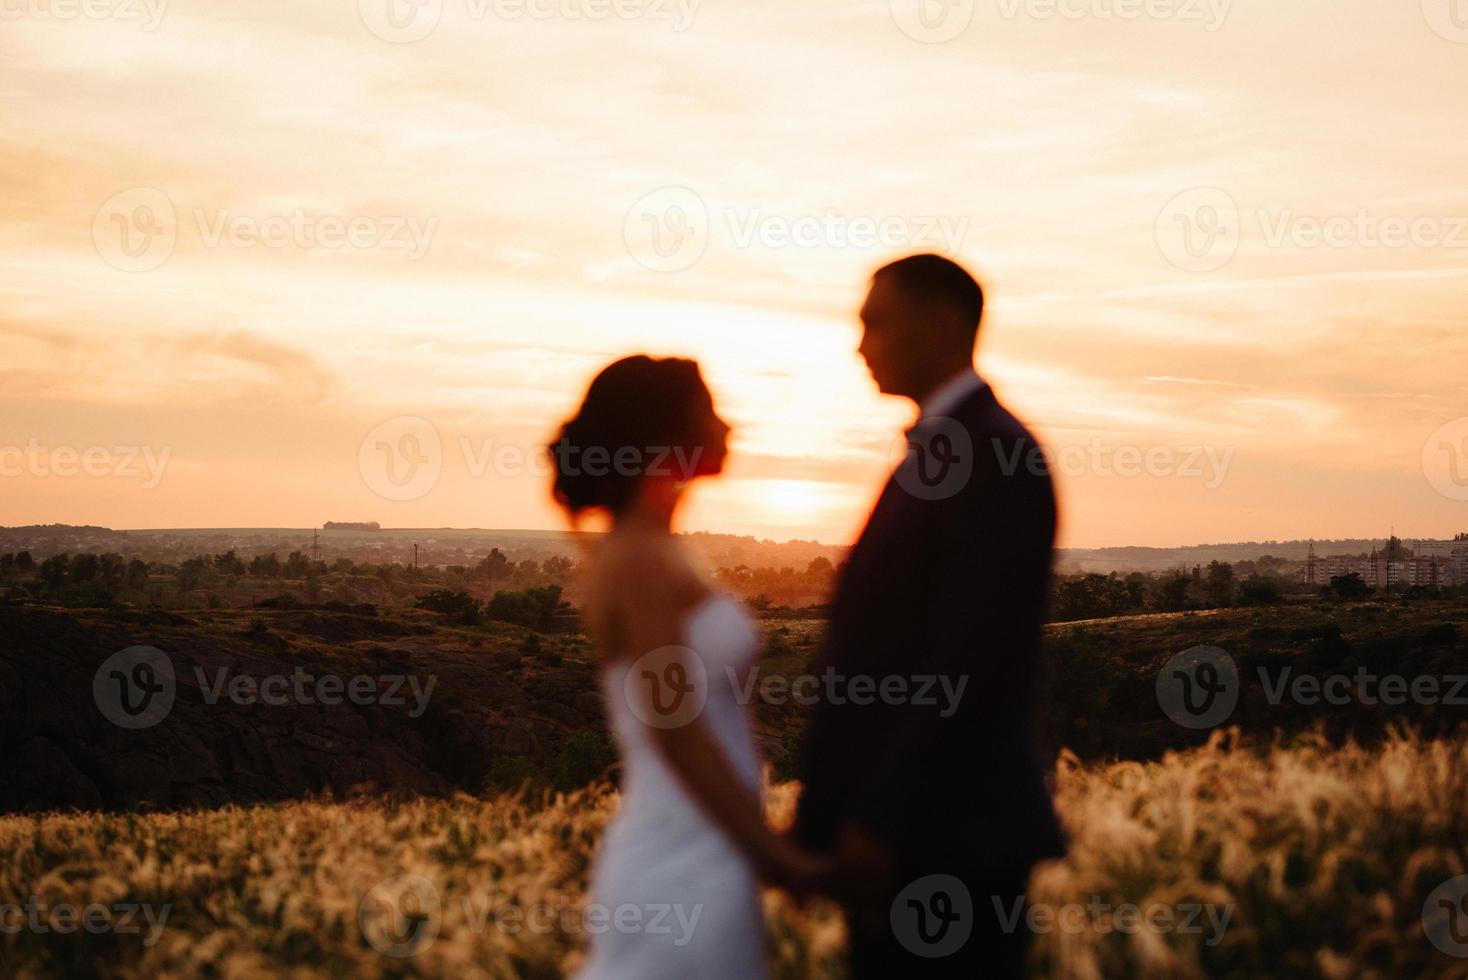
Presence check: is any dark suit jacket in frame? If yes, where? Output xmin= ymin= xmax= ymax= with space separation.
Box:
xmin=793 ymin=383 xmax=1065 ymax=875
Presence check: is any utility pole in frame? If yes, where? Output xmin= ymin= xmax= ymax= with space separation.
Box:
xmin=413 ymin=543 xmax=419 ymax=571
xmin=311 ymin=527 xmax=321 ymax=562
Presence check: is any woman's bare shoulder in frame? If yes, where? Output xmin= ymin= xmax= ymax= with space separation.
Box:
xmin=584 ymin=534 xmax=706 ymax=644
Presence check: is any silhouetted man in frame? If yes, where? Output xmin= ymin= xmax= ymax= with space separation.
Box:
xmin=795 ymin=254 xmax=1064 ymax=977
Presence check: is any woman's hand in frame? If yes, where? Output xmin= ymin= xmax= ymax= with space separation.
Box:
xmin=823 ymin=823 xmax=898 ymax=910
xmin=760 ymin=834 xmax=836 ymax=902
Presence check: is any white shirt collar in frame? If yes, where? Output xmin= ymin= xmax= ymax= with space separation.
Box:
xmin=917 ymin=368 xmax=986 ymax=420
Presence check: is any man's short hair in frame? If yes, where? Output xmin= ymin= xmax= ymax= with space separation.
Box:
xmin=874 ymin=253 xmax=984 ymax=334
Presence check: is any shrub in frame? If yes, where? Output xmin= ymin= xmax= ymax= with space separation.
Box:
xmin=1237 ymin=576 xmax=1285 ymax=606
xmin=484 ymin=586 xmax=570 ymax=631
xmin=552 ymin=730 xmax=616 ymax=791
xmin=414 ymin=589 xmax=482 ymax=625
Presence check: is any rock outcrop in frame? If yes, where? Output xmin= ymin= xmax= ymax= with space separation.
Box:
xmin=0 ymin=605 xmax=604 ymax=812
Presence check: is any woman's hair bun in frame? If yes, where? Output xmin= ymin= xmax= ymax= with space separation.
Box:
xmin=549 ymin=355 xmax=711 ymax=518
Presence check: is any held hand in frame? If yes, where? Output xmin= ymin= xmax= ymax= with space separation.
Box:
xmin=762 ymin=836 xmax=833 ymax=902
xmin=823 ymin=822 xmax=898 ymax=910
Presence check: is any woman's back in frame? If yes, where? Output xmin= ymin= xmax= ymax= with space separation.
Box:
xmin=578 ymin=538 xmax=768 ymax=979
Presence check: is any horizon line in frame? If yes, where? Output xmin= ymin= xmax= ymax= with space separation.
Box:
xmin=5 ymin=523 xmax=1467 ymax=553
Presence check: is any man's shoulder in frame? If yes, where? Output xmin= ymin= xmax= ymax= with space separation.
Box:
xmin=947 ymin=391 xmax=1049 ymax=487
xmin=952 ymin=384 xmax=1021 ymax=433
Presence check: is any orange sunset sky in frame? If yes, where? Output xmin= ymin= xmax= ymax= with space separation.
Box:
xmin=3 ymin=0 xmax=1467 ymax=547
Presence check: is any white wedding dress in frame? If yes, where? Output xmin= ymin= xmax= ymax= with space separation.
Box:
xmin=578 ymin=593 xmax=768 ymax=980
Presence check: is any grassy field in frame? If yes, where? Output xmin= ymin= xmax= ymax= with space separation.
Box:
xmin=4 ymin=731 xmax=1467 ymax=979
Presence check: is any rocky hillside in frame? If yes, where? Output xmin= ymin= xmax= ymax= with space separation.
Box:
xmin=0 ymin=604 xmax=604 ymax=812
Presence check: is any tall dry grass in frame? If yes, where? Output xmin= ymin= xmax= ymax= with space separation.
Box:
xmin=1034 ymin=729 xmax=1468 ymax=979
xmin=2 ymin=731 xmax=1465 ymax=978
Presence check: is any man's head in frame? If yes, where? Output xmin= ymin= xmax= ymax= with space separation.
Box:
xmin=858 ymin=253 xmax=984 ymax=400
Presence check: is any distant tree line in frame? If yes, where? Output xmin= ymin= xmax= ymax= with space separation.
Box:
xmin=1049 ymin=561 xmax=1276 ymax=620
xmin=0 ymin=546 xmax=581 ymax=611
xmin=1049 ymin=558 xmax=1460 ymax=622
xmin=713 ymin=556 xmax=836 ymax=609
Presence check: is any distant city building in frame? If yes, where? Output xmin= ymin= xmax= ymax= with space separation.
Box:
xmin=1410 ymin=532 xmax=1468 ymax=559
xmin=1306 ymin=532 xmax=1466 ymax=588
xmin=323 ymin=522 xmax=382 ymax=531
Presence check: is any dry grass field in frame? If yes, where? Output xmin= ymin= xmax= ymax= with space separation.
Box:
xmin=4 ymin=730 xmax=1467 ymax=979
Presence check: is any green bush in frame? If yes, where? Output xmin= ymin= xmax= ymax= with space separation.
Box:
xmin=414 ymin=589 xmax=482 ymax=625
xmin=485 ymin=586 xmax=570 ymax=631
xmin=552 ymin=731 xmax=616 ymax=791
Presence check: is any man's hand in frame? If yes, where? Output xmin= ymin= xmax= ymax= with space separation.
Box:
xmin=761 ymin=834 xmax=835 ymax=902
xmin=822 ymin=822 xmax=898 ymax=912
xmin=763 ymin=823 xmax=897 ymax=910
